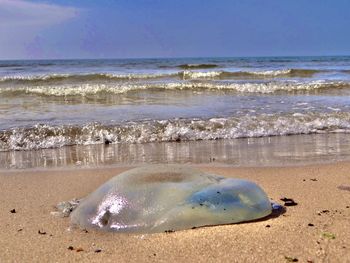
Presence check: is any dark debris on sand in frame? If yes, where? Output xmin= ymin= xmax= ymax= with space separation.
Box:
xmin=317 ymin=210 xmax=330 ymax=215
xmin=280 ymin=197 xmax=298 ymax=206
xmin=338 ymin=185 xmax=350 ymax=191
xmin=285 ymin=256 xmax=299 ymax=262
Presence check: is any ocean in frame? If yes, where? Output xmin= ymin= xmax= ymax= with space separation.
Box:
xmin=1 ymin=56 xmax=350 ymax=168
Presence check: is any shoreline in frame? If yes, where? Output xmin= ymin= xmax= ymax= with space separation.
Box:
xmin=1 ymin=162 xmax=350 ymax=262
xmin=2 ymin=133 xmax=350 ymax=170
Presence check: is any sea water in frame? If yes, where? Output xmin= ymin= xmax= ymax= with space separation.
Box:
xmin=1 ymin=56 xmax=350 ymax=168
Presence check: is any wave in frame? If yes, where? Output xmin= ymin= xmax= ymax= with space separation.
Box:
xmin=1 ymin=112 xmax=350 ymax=151
xmin=0 ymin=68 xmax=326 ymax=85
xmin=0 ymin=81 xmax=347 ymax=96
xmin=246 ymin=68 xmax=322 ymax=77
xmin=179 ymin=68 xmax=321 ymax=78
xmin=181 ymin=71 xmax=223 ymax=79
xmin=177 ymin=64 xmax=218 ymax=69
xmin=0 ymin=64 xmax=23 ymax=68
xmin=0 ymin=72 xmax=179 ymax=84
xmin=181 ymin=69 xmax=323 ymax=79
xmin=0 ymin=62 xmax=55 ymax=68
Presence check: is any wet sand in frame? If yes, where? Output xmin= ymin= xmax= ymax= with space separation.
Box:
xmin=2 ymin=133 xmax=350 ymax=170
xmin=1 ymin=162 xmax=350 ymax=262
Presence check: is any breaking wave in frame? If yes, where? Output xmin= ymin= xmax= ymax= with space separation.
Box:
xmin=0 ymin=68 xmax=326 ymax=85
xmin=181 ymin=69 xmax=322 ymax=79
xmin=241 ymin=68 xmax=322 ymax=77
xmin=1 ymin=112 xmax=350 ymax=151
xmin=0 ymin=72 xmax=178 ymax=84
xmin=0 ymin=80 xmax=348 ymax=96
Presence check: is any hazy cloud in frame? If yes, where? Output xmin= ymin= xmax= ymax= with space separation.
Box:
xmin=0 ymin=0 xmax=79 ymax=59
xmin=0 ymin=0 xmax=78 ymax=27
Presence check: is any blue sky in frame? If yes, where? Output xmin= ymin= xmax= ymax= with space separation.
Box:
xmin=0 ymin=0 xmax=349 ymax=59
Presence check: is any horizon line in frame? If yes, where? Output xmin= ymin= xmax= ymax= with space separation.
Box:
xmin=1 ymin=54 xmax=350 ymax=61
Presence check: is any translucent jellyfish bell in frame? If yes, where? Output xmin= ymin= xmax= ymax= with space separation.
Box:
xmin=70 ymin=165 xmax=272 ymax=233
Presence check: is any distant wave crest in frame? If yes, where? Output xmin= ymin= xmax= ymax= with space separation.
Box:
xmin=0 ymin=72 xmax=178 ymax=84
xmin=177 ymin=63 xmax=218 ymax=69
xmin=181 ymin=68 xmax=322 ymax=79
xmin=0 ymin=68 xmax=326 ymax=86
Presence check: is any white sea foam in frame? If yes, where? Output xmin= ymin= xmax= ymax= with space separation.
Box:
xmin=248 ymin=69 xmax=292 ymax=76
xmin=0 ymin=72 xmax=177 ymax=82
xmin=0 ymin=80 xmax=347 ymax=96
xmin=0 ymin=68 xmax=324 ymax=84
xmin=179 ymin=68 xmax=322 ymax=79
xmin=181 ymin=70 xmax=223 ymax=79
xmin=1 ymin=112 xmax=350 ymax=151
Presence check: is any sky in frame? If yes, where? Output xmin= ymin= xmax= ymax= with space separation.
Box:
xmin=0 ymin=0 xmax=350 ymax=59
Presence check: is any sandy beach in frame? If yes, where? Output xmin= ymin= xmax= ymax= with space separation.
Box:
xmin=1 ymin=162 xmax=349 ymax=262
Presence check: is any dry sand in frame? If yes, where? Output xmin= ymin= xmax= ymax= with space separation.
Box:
xmin=0 ymin=163 xmax=350 ymax=262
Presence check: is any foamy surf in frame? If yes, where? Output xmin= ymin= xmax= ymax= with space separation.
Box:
xmin=0 ymin=80 xmax=348 ymax=96
xmin=0 ymin=72 xmax=178 ymax=83
xmin=0 ymin=68 xmax=324 ymax=84
xmin=1 ymin=112 xmax=350 ymax=151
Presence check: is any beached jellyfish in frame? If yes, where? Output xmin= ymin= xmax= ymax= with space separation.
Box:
xmin=70 ymin=165 xmax=272 ymax=233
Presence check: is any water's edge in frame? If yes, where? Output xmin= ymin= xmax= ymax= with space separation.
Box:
xmin=2 ymin=133 xmax=350 ymax=170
